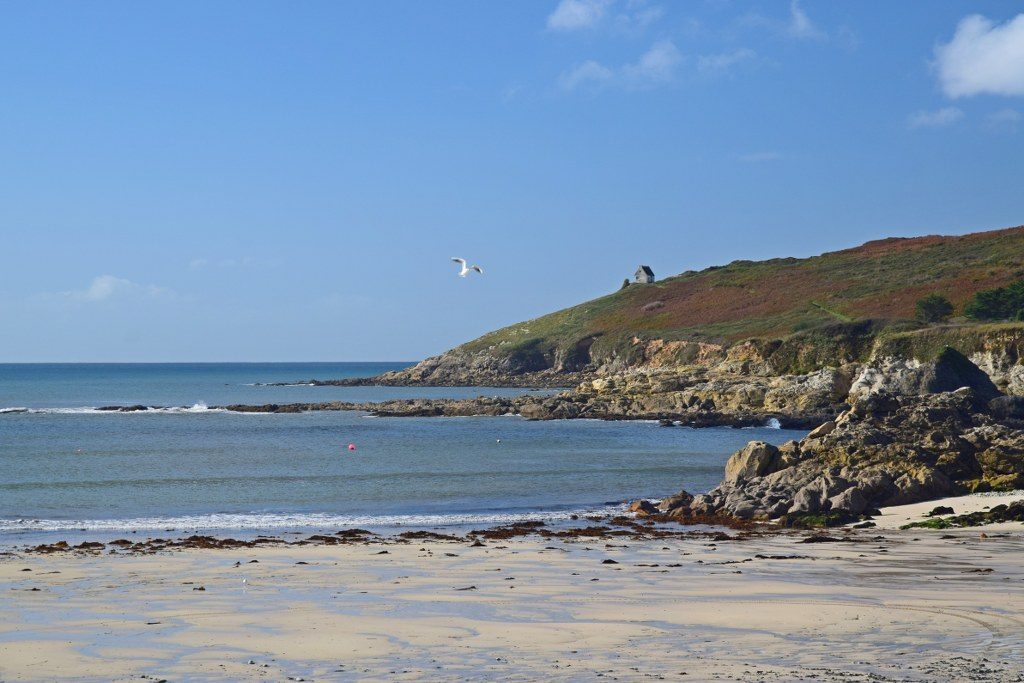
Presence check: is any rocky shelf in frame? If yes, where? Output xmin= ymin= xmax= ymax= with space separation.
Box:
xmin=641 ymin=389 xmax=1024 ymax=526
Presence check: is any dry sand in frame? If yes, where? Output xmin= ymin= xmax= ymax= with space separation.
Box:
xmin=871 ymin=489 xmax=1024 ymax=531
xmin=2 ymin=520 xmax=1023 ymax=682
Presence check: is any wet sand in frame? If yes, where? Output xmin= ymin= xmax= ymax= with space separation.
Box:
xmin=2 ymin=523 xmax=1023 ymax=681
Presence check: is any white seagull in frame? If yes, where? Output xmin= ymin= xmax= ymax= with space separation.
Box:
xmin=451 ymin=257 xmax=484 ymax=277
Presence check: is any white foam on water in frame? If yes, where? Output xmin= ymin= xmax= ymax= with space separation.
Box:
xmin=1 ymin=403 xmax=231 ymax=415
xmin=764 ymin=417 xmax=782 ymax=429
xmin=0 ymin=504 xmax=627 ymax=534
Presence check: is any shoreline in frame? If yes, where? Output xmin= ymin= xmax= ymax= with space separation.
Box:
xmin=2 ymin=517 xmax=1022 ymax=681
xmin=5 ymin=514 xmax=754 ymax=556
xmin=5 ymin=489 xmax=1022 ymax=555
xmin=7 ymin=487 xmax=1023 ymax=557
xmin=8 ymin=399 xmax=819 ymax=428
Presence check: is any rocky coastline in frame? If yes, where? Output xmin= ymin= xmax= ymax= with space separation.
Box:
xmin=93 ymin=325 xmax=1024 ymax=526
xmin=258 ymin=374 xmax=581 ymax=389
xmin=642 ymin=388 xmax=1024 ymax=526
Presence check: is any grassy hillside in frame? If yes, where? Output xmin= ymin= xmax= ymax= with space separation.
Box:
xmin=458 ymin=224 xmax=1024 ymax=370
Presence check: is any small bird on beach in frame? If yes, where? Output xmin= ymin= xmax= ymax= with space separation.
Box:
xmin=451 ymin=257 xmax=484 ymax=277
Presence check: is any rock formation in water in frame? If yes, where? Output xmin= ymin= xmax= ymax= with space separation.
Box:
xmin=651 ymin=388 xmax=1024 ymax=524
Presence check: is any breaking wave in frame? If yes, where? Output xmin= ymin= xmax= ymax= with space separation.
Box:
xmin=0 ymin=504 xmax=627 ymax=534
xmin=0 ymin=403 xmax=230 ymax=415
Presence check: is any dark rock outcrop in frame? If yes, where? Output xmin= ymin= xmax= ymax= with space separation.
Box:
xmin=296 ymin=349 xmax=584 ymax=388
xmin=658 ymin=388 xmax=1024 ymax=523
xmin=220 ymin=397 xmax=519 ymax=417
xmin=902 ymin=500 xmax=1024 ymax=529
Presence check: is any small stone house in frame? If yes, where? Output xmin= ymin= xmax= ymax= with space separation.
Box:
xmin=634 ymin=265 xmax=655 ymax=284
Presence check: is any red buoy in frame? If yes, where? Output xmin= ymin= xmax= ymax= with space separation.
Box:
xmin=348 ymin=443 xmax=356 ymax=451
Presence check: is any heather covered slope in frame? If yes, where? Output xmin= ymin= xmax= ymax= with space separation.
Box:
xmin=448 ymin=224 xmax=1024 ymax=374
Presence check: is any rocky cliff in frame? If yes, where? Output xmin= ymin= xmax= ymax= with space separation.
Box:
xmin=360 ymin=225 xmax=1024 ymax=387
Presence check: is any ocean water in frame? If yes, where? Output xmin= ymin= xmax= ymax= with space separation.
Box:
xmin=0 ymin=363 xmax=804 ymax=542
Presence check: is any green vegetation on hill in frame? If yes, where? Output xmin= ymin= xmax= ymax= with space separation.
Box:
xmin=872 ymin=322 xmax=1024 ymax=362
xmin=964 ymin=279 xmax=1024 ymax=321
xmin=458 ymin=225 xmax=1024 ymax=371
xmin=915 ymin=294 xmax=954 ymax=323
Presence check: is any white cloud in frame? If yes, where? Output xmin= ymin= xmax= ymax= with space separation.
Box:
xmin=613 ymin=1 xmax=664 ymax=33
xmin=935 ymin=14 xmax=1024 ymax=98
xmin=698 ymin=48 xmax=756 ymax=74
xmin=739 ymin=1 xmax=828 ymax=42
xmin=547 ymin=0 xmax=612 ymax=31
xmin=622 ymin=40 xmax=683 ymax=83
xmin=560 ymin=40 xmax=682 ymax=91
xmin=787 ymin=0 xmax=827 ymax=41
xmin=986 ymin=107 xmax=1022 ymax=130
xmin=560 ymin=60 xmax=615 ymax=89
xmin=907 ymin=107 xmax=965 ymax=129
xmin=63 ymin=275 xmax=172 ymax=302
xmin=548 ymin=0 xmax=664 ymax=34
xmin=738 ymin=151 xmax=782 ymax=163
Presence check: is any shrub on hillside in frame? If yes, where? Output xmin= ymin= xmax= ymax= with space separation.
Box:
xmin=964 ymin=280 xmax=1024 ymax=321
xmin=914 ymin=294 xmax=954 ymax=323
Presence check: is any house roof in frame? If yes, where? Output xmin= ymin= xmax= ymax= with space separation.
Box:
xmin=636 ymin=265 xmax=654 ymax=276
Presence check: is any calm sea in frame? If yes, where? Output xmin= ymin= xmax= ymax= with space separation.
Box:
xmin=0 ymin=363 xmax=803 ymax=543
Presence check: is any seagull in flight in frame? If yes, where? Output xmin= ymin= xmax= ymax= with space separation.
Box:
xmin=451 ymin=257 xmax=484 ymax=277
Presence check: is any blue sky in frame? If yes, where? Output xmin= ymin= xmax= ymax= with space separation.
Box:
xmin=1 ymin=1 xmax=1023 ymax=361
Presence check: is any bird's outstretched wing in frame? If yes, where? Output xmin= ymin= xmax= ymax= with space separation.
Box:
xmin=471 ymin=265 xmax=484 ymax=274
xmin=451 ymin=257 xmax=466 ymax=266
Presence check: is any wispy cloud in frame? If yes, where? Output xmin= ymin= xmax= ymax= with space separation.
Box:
xmin=548 ymin=0 xmax=664 ymax=34
xmin=907 ymin=107 xmax=965 ymax=129
xmin=561 ymin=40 xmax=682 ymax=91
xmin=985 ymin=107 xmax=1021 ymax=131
xmin=622 ymin=40 xmax=683 ymax=83
xmin=61 ymin=275 xmax=173 ymax=302
xmin=613 ymin=1 xmax=664 ymax=33
xmin=739 ymin=0 xmax=828 ymax=42
xmin=560 ymin=60 xmax=615 ymax=89
xmin=547 ymin=0 xmax=612 ymax=31
xmin=786 ymin=0 xmax=826 ymax=41
xmin=697 ymin=48 xmax=756 ymax=74
xmin=501 ymin=83 xmax=525 ymax=102
xmin=935 ymin=14 xmax=1024 ymax=98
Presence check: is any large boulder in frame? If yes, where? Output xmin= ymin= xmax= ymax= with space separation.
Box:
xmin=987 ymin=395 xmax=1024 ymax=420
xmin=924 ymin=347 xmax=1001 ymax=403
xmin=656 ymin=491 xmax=694 ymax=514
xmin=806 ymin=420 xmax=836 ymax=439
xmin=723 ymin=442 xmax=782 ymax=485
xmin=829 ymin=487 xmax=868 ymax=515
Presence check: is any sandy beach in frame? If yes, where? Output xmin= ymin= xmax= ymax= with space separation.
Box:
xmin=2 ymin=516 xmax=1023 ymax=682
xmin=872 ymin=490 xmax=1024 ymax=531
